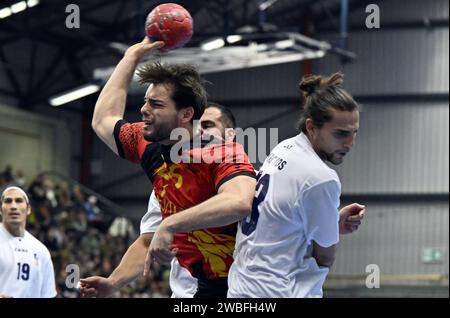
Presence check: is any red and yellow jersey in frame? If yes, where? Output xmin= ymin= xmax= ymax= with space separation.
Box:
xmin=113 ymin=120 xmax=255 ymax=280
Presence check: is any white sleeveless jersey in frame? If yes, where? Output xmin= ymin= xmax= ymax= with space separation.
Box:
xmin=140 ymin=191 xmax=197 ymax=298
xmin=0 ymin=223 xmax=57 ymax=298
xmin=228 ymin=133 xmax=341 ymax=298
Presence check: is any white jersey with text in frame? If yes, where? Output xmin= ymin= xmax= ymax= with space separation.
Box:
xmin=0 ymin=223 xmax=57 ymax=298
xmin=228 ymin=132 xmax=341 ymax=298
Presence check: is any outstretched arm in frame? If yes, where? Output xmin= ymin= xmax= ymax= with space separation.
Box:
xmin=80 ymin=232 xmax=153 ymax=297
xmin=91 ymin=38 xmax=164 ymax=154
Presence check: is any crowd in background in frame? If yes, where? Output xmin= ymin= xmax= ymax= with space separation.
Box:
xmin=0 ymin=165 xmax=170 ymax=298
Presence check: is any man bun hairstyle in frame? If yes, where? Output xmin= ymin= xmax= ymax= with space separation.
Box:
xmin=297 ymin=72 xmax=359 ymax=133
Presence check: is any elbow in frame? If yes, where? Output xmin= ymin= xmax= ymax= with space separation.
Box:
xmin=140 ymin=233 xmax=154 ymax=247
xmin=315 ymin=255 xmax=335 ymax=268
xmin=91 ymin=102 xmax=105 ymax=133
xmin=312 ymin=242 xmax=337 ymax=268
xmin=92 ymin=116 xmax=101 ymax=133
xmin=91 ymin=116 xmax=105 ymax=138
xmin=235 ymin=196 xmax=253 ymax=218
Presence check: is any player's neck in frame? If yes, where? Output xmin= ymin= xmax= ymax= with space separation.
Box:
xmin=4 ymin=222 xmax=25 ymax=237
xmin=160 ymin=124 xmax=194 ymax=145
xmin=305 ymin=133 xmax=323 ymax=159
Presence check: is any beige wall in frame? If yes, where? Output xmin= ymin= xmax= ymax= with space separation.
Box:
xmin=0 ymin=104 xmax=71 ymax=183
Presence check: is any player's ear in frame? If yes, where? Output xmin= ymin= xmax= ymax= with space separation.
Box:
xmin=305 ymin=118 xmax=316 ymax=138
xmin=179 ymin=106 xmax=194 ymax=124
xmin=225 ymin=128 xmax=236 ymax=142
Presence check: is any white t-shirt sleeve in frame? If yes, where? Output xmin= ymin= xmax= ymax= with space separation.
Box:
xmin=40 ymin=249 xmax=57 ymax=298
xmin=140 ymin=191 xmax=162 ymax=234
xmin=301 ymin=179 xmax=340 ymax=248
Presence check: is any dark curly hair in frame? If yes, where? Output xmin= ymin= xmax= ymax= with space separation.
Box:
xmin=137 ymin=61 xmax=207 ymax=120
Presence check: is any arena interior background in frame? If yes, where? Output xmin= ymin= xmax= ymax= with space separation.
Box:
xmin=0 ymin=0 xmax=448 ymax=297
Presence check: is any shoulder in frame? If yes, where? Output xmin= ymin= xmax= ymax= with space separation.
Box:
xmin=115 ymin=120 xmax=145 ymax=135
xmin=269 ymin=136 xmax=297 ymax=155
xmin=25 ymin=232 xmax=52 ymax=259
xmin=308 ymin=162 xmax=339 ymax=185
xmin=188 ymin=139 xmax=250 ymax=164
xmin=300 ymin=163 xmax=340 ymax=198
xmin=0 ymin=223 xmax=7 ymax=238
xmin=284 ymin=147 xmax=340 ymax=193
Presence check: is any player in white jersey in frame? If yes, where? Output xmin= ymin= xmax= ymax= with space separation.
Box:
xmin=80 ymin=100 xmax=363 ymax=298
xmin=0 ymin=186 xmax=57 ymax=298
xmin=80 ymin=103 xmax=237 ymax=298
xmin=228 ymin=72 xmax=365 ymax=298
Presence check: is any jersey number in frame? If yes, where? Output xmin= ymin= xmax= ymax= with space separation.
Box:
xmin=241 ymin=172 xmax=270 ymax=236
xmin=17 ymin=262 xmax=30 ymax=281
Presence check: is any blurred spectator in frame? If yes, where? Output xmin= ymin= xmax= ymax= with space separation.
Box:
xmin=28 ymin=174 xmax=47 ymax=204
xmin=1 ymin=165 xmax=14 ymax=183
xmin=45 ymin=224 xmax=65 ymax=252
xmin=71 ymin=209 xmax=88 ymax=234
xmin=84 ymin=196 xmax=100 ymax=220
xmin=108 ymin=216 xmax=135 ymax=238
xmin=15 ymin=169 xmax=26 ymax=187
xmin=43 ymin=178 xmax=58 ymax=208
xmin=55 ymin=182 xmax=74 ymax=210
xmin=72 ymin=185 xmax=85 ymax=207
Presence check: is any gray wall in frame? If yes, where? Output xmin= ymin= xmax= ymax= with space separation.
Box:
xmin=335 ymin=101 xmax=449 ymax=194
xmin=331 ymin=201 xmax=449 ymax=276
xmin=32 ymin=103 xmax=85 ymax=180
xmin=205 ymin=61 xmax=303 ymax=101
xmin=314 ymin=28 xmax=449 ymax=96
xmin=0 ymin=103 xmax=71 ymax=181
xmin=317 ymin=0 xmax=449 ymax=280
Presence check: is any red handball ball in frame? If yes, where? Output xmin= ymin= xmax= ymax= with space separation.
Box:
xmin=145 ymin=3 xmax=193 ymax=51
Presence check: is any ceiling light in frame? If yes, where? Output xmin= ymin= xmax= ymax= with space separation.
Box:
xmin=201 ymin=38 xmax=225 ymax=51
xmin=27 ymin=0 xmax=40 ymax=8
xmin=49 ymin=84 xmax=100 ymax=106
xmin=10 ymin=1 xmax=27 ymax=14
xmin=226 ymin=35 xmax=243 ymax=44
xmin=0 ymin=8 xmax=12 ymax=19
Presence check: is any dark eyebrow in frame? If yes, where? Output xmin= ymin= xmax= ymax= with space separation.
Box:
xmin=335 ymin=129 xmax=358 ymax=133
xmin=3 ymin=197 xmax=24 ymax=202
xmin=148 ymin=98 xmax=164 ymax=104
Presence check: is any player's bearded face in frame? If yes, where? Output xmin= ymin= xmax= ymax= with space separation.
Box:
xmin=310 ymin=109 xmax=359 ymax=165
xmin=143 ymin=115 xmax=178 ymax=143
xmin=141 ymin=84 xmax=180 ymax=144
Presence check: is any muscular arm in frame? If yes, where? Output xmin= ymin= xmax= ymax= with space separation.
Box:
xmin=109 ymin=232 xmax=154 ymax=289
xmin=91 ymin=38 xmax=164 ymax=154
xmin=80 ymin=232 xmax=154 ymax=297
xmin=163 ymin=175 xmax=255 ymax=232
xmin=144 ymin=175 xmax=256 ymax=270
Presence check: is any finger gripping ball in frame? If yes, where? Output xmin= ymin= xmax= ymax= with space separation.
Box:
xmin=145 ymin=3 xmax=193 ymax=51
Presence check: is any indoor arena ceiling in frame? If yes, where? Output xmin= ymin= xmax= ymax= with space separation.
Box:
xmin=0 ymin=0 xmax=373 ymax=109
